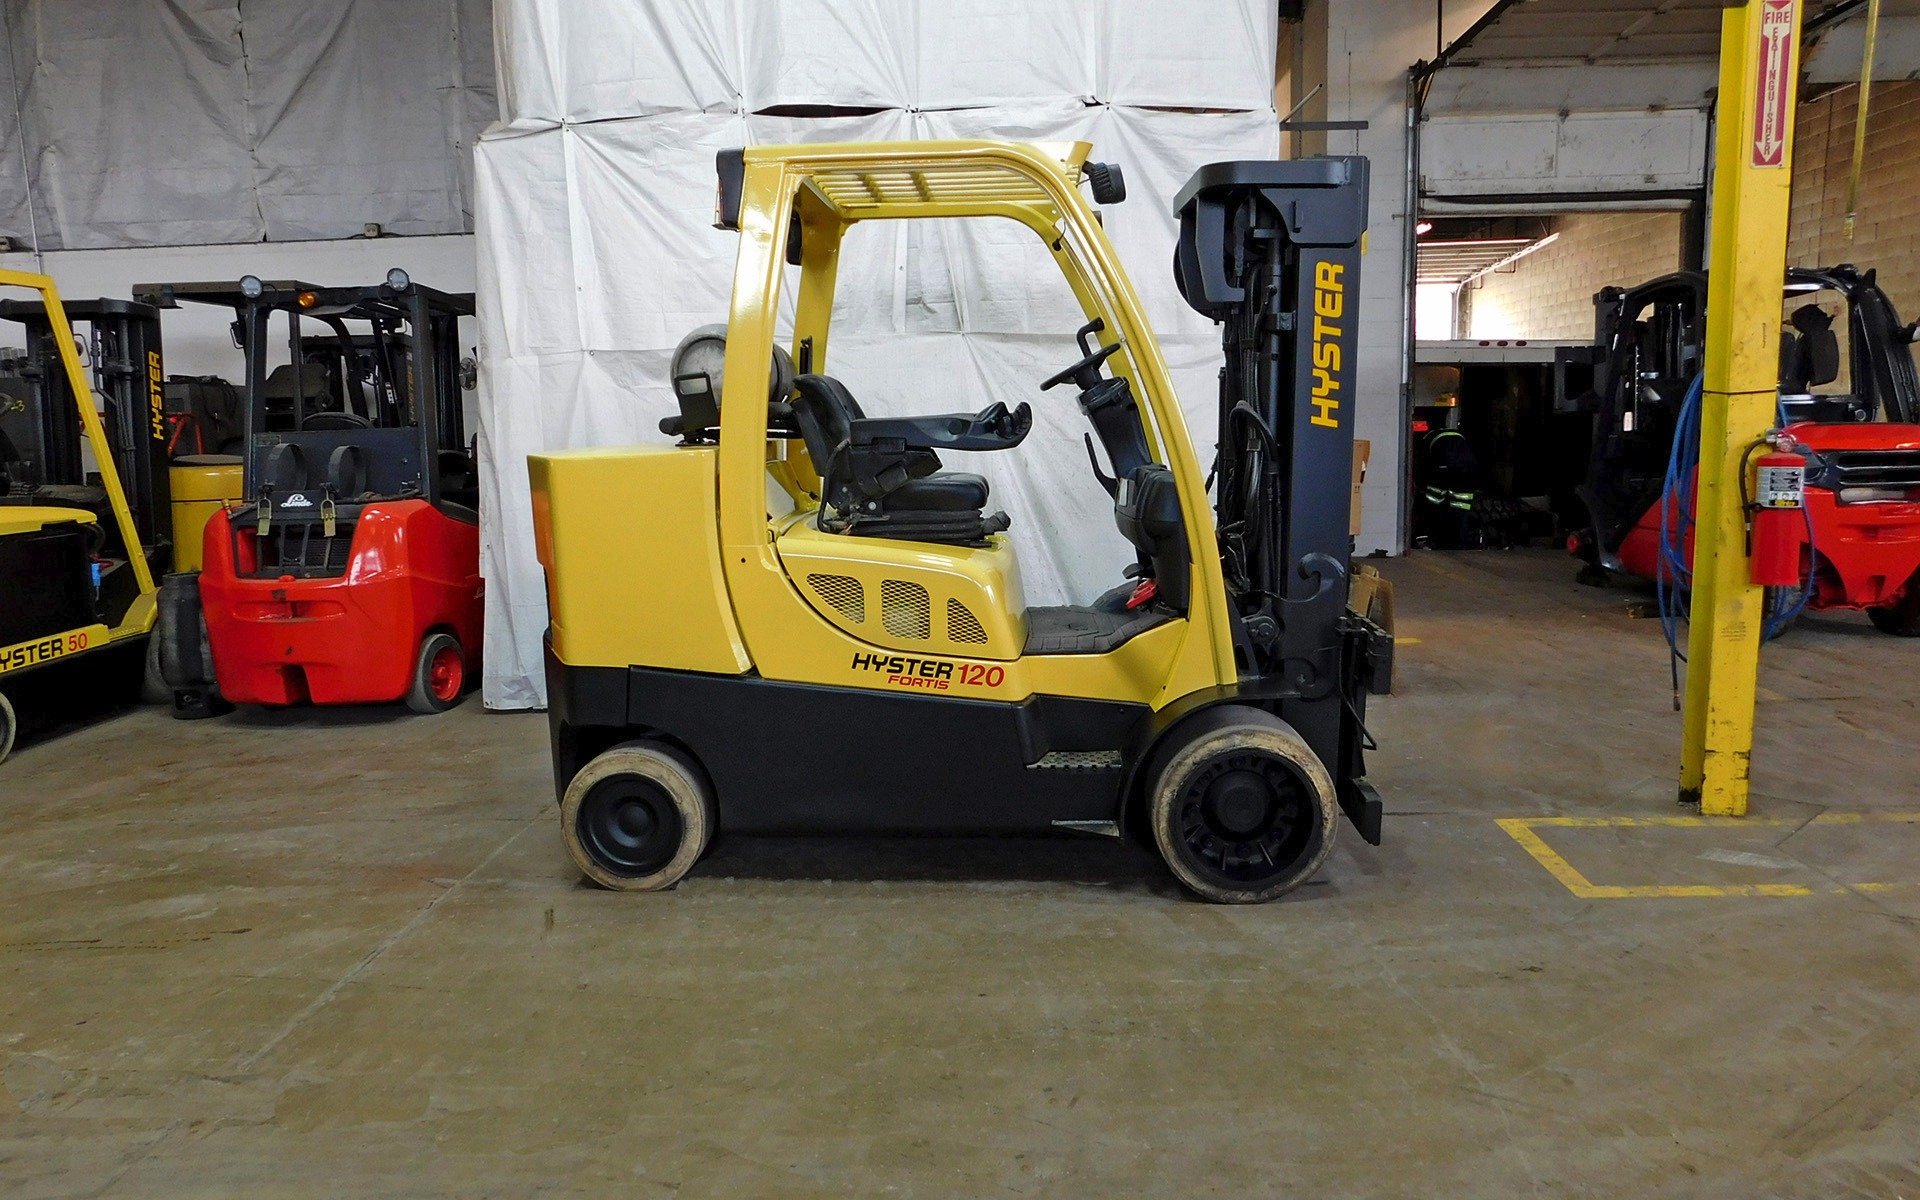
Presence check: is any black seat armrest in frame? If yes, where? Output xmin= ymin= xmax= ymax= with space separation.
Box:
xmin=848 ymin=401 xmax=1032 ymax=453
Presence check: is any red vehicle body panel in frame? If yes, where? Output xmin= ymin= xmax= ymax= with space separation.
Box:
xmin=1615 ymin=422 xmax=1920 ymax=612
xmin=199 ymin=500 xmax=484 ymax=706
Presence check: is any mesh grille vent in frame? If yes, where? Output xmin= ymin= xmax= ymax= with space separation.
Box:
xmin=881 ymin=580 xmax=931 ymax=639
xmin=946 ymin=598 xmax=989 ymax=644
xmin=808 ymin=574 xmax=865 ymax=624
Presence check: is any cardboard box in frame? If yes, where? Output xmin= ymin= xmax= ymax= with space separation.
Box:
xmin=1350 ymin=438 xmax=1370 ymax=537
xmin=1349 ymin=562 xmax=1395 ymax=635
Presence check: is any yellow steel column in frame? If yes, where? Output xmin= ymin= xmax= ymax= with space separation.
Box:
xmin=1679 ymin=0 xmax=1803 ymax=815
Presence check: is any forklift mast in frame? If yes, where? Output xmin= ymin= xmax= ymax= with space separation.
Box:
xmin=137 ymin=278 xmax=474 ymax=516
xmin=1173 ymin=156 xmax=1386 ymax=840
xmin=0 ymin=298 xmax=172 ymax=562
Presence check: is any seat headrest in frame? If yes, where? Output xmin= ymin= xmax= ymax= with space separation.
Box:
xmin=1790 ymin=304 xmax=1840 ymax=387
xmin=264 ymin=363 xmax=330 ymax=401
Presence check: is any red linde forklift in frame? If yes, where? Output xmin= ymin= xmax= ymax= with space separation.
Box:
xmin=1571 ymin=265 xmax=1920 ymax=634
xmin=147 ymin=272 xmax=484 ymax=715
xmin=530 ymin=140 xmax=1391 ymax=902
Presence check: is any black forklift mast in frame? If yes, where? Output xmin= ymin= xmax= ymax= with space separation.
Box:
xmin=1173 ymin=156 xmax=1390 ymax=843
xmin=0 ymin=297 xmax=172 ymax=564
xmin=1579 ymin=263 xmax=1920 ymax=565
xmin=138 ymin=279 xmax=474 ymax=514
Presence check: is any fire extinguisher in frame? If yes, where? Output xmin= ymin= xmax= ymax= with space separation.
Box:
xmin=1749 ymin=440 xmax=1807 ymax=587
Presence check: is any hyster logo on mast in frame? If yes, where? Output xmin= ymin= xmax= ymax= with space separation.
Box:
xmin=1751 ymin=0 xmax=1797 ymax=168
xmin=1309 ymin=261 xmax=1345 ymax=429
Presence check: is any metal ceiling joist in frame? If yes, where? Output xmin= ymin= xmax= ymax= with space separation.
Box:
xmin=1422 ymin=0 xmax=1864 ymax=74
xmin=1415 ymin=236 xmax=1553 ymax=285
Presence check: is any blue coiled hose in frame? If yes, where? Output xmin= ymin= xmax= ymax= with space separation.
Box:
xmin=1655 ymin=377 xmax=1819 ymax=671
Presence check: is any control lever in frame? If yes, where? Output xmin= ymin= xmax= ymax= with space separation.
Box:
xmin=1083 ymin=434 xmax=1118 ymax=498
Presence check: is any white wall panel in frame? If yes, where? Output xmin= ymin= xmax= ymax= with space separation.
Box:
xmin=1422 ymin=110 xmax=1709 ymax=197
xmin=1423 ymin=62 xmax=1717 ymax=117
xmin=1806 ymin=16 xmax=1920 ymax=85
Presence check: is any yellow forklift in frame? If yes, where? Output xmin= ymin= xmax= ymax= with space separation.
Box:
xmin=0 ymin=271 xmax=168 ymax=763
xmin=531 ymin=140 xmax=1391 ymax=902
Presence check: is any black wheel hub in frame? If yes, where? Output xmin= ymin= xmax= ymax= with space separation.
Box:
xmin=577 ymin=776 xmax=683 ymax=876
xmin=1176 ymin=751 xmax=1316 ymax=884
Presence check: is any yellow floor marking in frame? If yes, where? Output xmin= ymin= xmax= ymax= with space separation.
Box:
xmin=1394 ymin=637 xmax=1422 ymax=645
xmin=1496 ymin=814 xmax=1919 ymax=899
xmin=1526 ymin=815 xmax=1794 ymax=828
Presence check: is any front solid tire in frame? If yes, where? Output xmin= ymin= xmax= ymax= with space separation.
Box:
xmin=405 ymin=632 xmax=467 ymax=714
xmin=0 ymin=690 xmax=14 ymax=764
xmin=561 ymin=741 xmax=715 ymax=891
xmin=1148 ymin=706 xmax=1339 ymax=904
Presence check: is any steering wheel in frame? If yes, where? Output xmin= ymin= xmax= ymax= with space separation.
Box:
xmin=1040 ymin=340 xmax=1121 ymax=392
xmin=302 ymin=410 xmax=374 ymax=431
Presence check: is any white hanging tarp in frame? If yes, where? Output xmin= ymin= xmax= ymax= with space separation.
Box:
xmin=476 ymin=0 xmax=1280 ymax=708
xmin=0 ymin=0 xmax=496 ymax=250
xmin=490 ymin=0 xmax=1276 ymax=126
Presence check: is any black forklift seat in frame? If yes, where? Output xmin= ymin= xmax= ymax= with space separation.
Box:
xmin=788 ymin=373 xmax=1026 ymax=546
xmin=264 ymin=364 xmax=332 ymax=405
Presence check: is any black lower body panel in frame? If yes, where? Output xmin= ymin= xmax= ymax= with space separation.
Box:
xmin=545 ymin=639 xmax=1145 ymax=835
xmin=0 ymin=525 xmax=95 ymax=648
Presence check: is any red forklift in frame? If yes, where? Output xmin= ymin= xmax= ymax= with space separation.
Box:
xmin=145 ymin=271 xmax=484 ymax=714
xmin=1570 ymin=265 xmax=1920 ymax=635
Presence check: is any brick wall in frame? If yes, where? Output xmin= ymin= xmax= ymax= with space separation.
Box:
xmin=1789 ymin=82 xmax=1920 ymax=322
xmin=1465 ymin=212 xmax=1686 ymax=340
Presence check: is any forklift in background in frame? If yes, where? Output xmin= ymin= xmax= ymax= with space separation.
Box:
xmin=146 ymin=272 xmax=483 ymax=716
xmin=0 ymin=273 xmax=169 ymax=763
xmin=531 ymin=140 xmax=1391 ymax=902
xmin=1571 ymin=265 xmax=1920 ymax=634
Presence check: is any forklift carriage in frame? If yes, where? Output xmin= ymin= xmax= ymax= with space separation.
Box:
xmin=146 ymin=275 xmax=484 ymax=714
xmin=532 ymin=140 xmax=1391 ymax=903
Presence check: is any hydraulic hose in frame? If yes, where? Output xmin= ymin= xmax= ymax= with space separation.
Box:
xmin=1655 ymin=377 xmax=1817 ymax=698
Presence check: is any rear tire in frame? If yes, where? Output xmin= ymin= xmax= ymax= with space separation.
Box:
xmin=1869 ymin=574 xmax=1920 ymax=635
xmin=0 ymin=690 xmax=14 ymax=765
xmin=560 ymin=741 xmax=715 ymax=891
xmin=141 ymin=630 xmax=170 ymax=705
xmin=404 ymin=632 xmax=467 ymax=714
xmin=1148 ymin=706 xmax=1339 ymax=904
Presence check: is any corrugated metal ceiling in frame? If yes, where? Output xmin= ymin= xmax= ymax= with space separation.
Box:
xmin=1440 ymin=0 xmax=1871 ymax=67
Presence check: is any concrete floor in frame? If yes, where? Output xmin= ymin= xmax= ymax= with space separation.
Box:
xmin=3 ymin=549 xmax=1918 ymax=1197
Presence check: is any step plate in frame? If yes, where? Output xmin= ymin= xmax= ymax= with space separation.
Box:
xmin=1027 ymin=750 xmax=1122 ymax=770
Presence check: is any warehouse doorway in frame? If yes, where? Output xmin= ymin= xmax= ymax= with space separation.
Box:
xmin=1410 ymin=208 xmax=1694 ymax=550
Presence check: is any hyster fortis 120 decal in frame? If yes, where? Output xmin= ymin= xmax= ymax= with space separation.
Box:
xmin=849 ymin=652 xmax=1007 ymax=692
